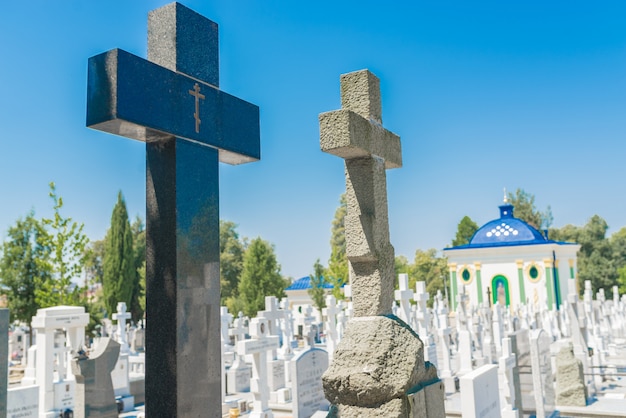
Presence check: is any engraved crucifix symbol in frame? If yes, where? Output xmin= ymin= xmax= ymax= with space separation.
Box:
xmin=189 ymin=82 xmax=205 ymax=133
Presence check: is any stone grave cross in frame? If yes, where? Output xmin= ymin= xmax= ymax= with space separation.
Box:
xmin=395 ymin=273 xmax=414 ymax=326
xmin=86 ymin=3 xmax=260 ymax=416
xmin=319 ymin=69 xmax=401 ymax=317
xmin=112 ymin=302 xmax=131 ymax=353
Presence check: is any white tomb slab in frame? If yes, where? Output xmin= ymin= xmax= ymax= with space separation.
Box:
xmin=460 ymin=364 xmax=501 ymax=418
xmin=290 ymin=348 xmax=329 ymax=418
xmin=7 ymin=385 xmax=39 ymax=418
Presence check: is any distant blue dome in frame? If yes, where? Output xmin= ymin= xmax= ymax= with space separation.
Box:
xmin=455 ymin=202 xmax=549 ymax=249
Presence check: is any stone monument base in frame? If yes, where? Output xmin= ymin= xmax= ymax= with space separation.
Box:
xmin=323 ymin=315 xmax=445 ymax=417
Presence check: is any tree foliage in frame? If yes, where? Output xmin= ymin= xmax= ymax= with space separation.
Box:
xmin=130 ymin=216 xmax=146 ymax=322
xmin=308 ymin=258 xmax=327 ymax=312
xmin=507 ymin=188 xmax=552 ymax=230
xmin=237 ymin=237 xmax=287 ymax=317
xmin=0 ymin=211 xmax=49 ymax=326
xmin=35 ymin=183 xmax=88 ymax=308
xmin=551 ymin=215 xmax=619 ymax=296
xmin=220 ymin=220 xmax=245 ymax=306
xmin=102 ymin=192 xmax=135 ymax=318
xmin=412 ymin=249 xmax=447 ymax=306
xmin=451 ymin=216 xmax=479 ymax=247
xmin=327 ymin=193 xmax=348 ymax=299
xmin=84 ymin=239 xmax=105 ymax=285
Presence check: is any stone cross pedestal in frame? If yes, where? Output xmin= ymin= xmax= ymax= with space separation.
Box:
xmin=86 ymin=3 xmax=260 ymax=416
xmin=320 ymin=70 xmax=444 ymax=417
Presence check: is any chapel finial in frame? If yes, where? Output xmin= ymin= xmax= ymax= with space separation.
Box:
xmin=503 ymin=187 xmax=508 ymax=203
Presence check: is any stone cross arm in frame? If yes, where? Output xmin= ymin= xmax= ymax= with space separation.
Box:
xmin=87 ymin=48 xmax=260 ymax=165
xmin=319 ymin=110 xmax=401 ymax=168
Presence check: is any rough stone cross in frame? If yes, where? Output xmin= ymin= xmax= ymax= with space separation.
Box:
xmin=86 ymin=3 xmax=260 ymax=416
xmin=320 ymin=69 xmax=401 ymax=317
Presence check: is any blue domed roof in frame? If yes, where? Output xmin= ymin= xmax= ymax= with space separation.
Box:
xmin=452 ymin=202 xmax=551 ymax=249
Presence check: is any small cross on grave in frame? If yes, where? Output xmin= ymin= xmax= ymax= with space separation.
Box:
xmin=395 ymin=273 xmax=414 ymax=325
xmin=259 ymin=296 xmax=282 ymax=342
xmin=278 ymin=298 xmax=294 ymax=360
xmin=487 ymin=286 xmax=492 ymax=307
xmin=319 ymin=70 xmax=401 ymax=317
xmin=322 ymin=295 xmax=340 ymax=356
xmin=414 ymin=281 xmax=430 ymax=338
xmin=237 ymin=318 xmax=279 ymax=418
xmin=112 ymin=302 xmax=131 ymax=353
xmin=221 ymin=306 xmax=234 ymax=348
xmin=86 ymin=3 xmax=260 ymax=416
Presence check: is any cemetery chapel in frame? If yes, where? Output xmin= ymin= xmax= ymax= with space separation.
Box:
xmin=444 ymin=196 xmax=579 ymax=311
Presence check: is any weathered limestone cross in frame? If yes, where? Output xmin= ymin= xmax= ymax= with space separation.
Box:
xmin=86 ymin=3 xmax=260 ymax=416
xmin=319 ymin=69 xmax=401 ymax=317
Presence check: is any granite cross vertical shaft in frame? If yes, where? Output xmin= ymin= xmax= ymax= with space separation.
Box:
xmin=319 ymin=69 xmax=401 ymax=317
xmin=85 ymin=3 xmax=260 ymax=417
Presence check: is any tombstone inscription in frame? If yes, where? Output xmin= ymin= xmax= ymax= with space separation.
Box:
xmin=86 ymin=3 xmax=260 ymax=416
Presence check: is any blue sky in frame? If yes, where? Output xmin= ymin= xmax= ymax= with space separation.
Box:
xmin=1 ymin=1 xmax=625 ymax=280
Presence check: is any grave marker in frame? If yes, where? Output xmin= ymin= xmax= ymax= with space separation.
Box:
xmin=320 ymin=70 xmax=444 ymax=417
xmin=86 ymin=3 xmax=260 ymax=416
xmin=237 ymin=318 xmax=279 ymax=418
xmin=530 ymin=329 xmax=556 ymax=418
xmin=71 ymin=337 xmax=120 ymax=418
xmin=460 ymin=364 xmax=501 ymax=418
xmin=291 ymin=348 xmax=329 ymax=418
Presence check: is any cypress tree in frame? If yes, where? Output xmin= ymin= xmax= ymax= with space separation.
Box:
xmin=102 ymin=192 xmax=135 ymax=318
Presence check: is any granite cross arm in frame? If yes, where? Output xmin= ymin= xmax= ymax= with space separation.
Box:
xmin=86 ymin=49 xmax=259 ymax=164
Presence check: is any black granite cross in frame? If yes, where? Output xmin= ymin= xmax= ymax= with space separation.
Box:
xmin=86 ymin=3 xmax=260 ymax=416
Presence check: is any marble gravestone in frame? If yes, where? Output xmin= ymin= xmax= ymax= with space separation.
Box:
xmin=320 ymin=70 xmax=444 ymax=417
xmin=71 ymin=337 xmax=120 ymax=418
xmin=291 ymin=348 xmax=329 ymax=418
xmin=530 ymin=329 xmax=556 ymax=418
xmin=86 ymin=3 xmax=260 ymax=416
xmin=460 ymin=364 xmax=501 ymax=418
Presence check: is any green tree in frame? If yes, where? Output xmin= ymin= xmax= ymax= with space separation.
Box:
xmin=220 ymin=220 xmax=245 ymax=306
xmin=84 ymin=239 xmax=105 ymax=285
xmin=308 ymin=258 xmax=327 ymax=312
xmin=35 ymin=182 xmax=89 ymax=308
xmin=102 ymin=192 xmax=135 ymax=317
xmin=130 ymin=216 xmax=146 ymax=322
xmin=552 ymin=215 xmax=616 ymax=296
xmin=327 ymin=193 xmax=348 ymax=299
xmin=411 ymin=249 xmax=447 ymax=307
xmin=0 ymin=211 xmax=50 ymax=329
xmin=507 ymin=188 xmax=552 ymax=230
xmin=451 ymin=216 xmax=479 ymax=247
xmin=237 ymin=237 xmax=287 ymax=317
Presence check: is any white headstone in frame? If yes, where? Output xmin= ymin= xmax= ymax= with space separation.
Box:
xmin=290 ymin=348 xmax=329 ymax=418
xmin=460 ymin=364 xmax=501 ymax=418
xmin=530 ymin=329 xmax=555 ymax=418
